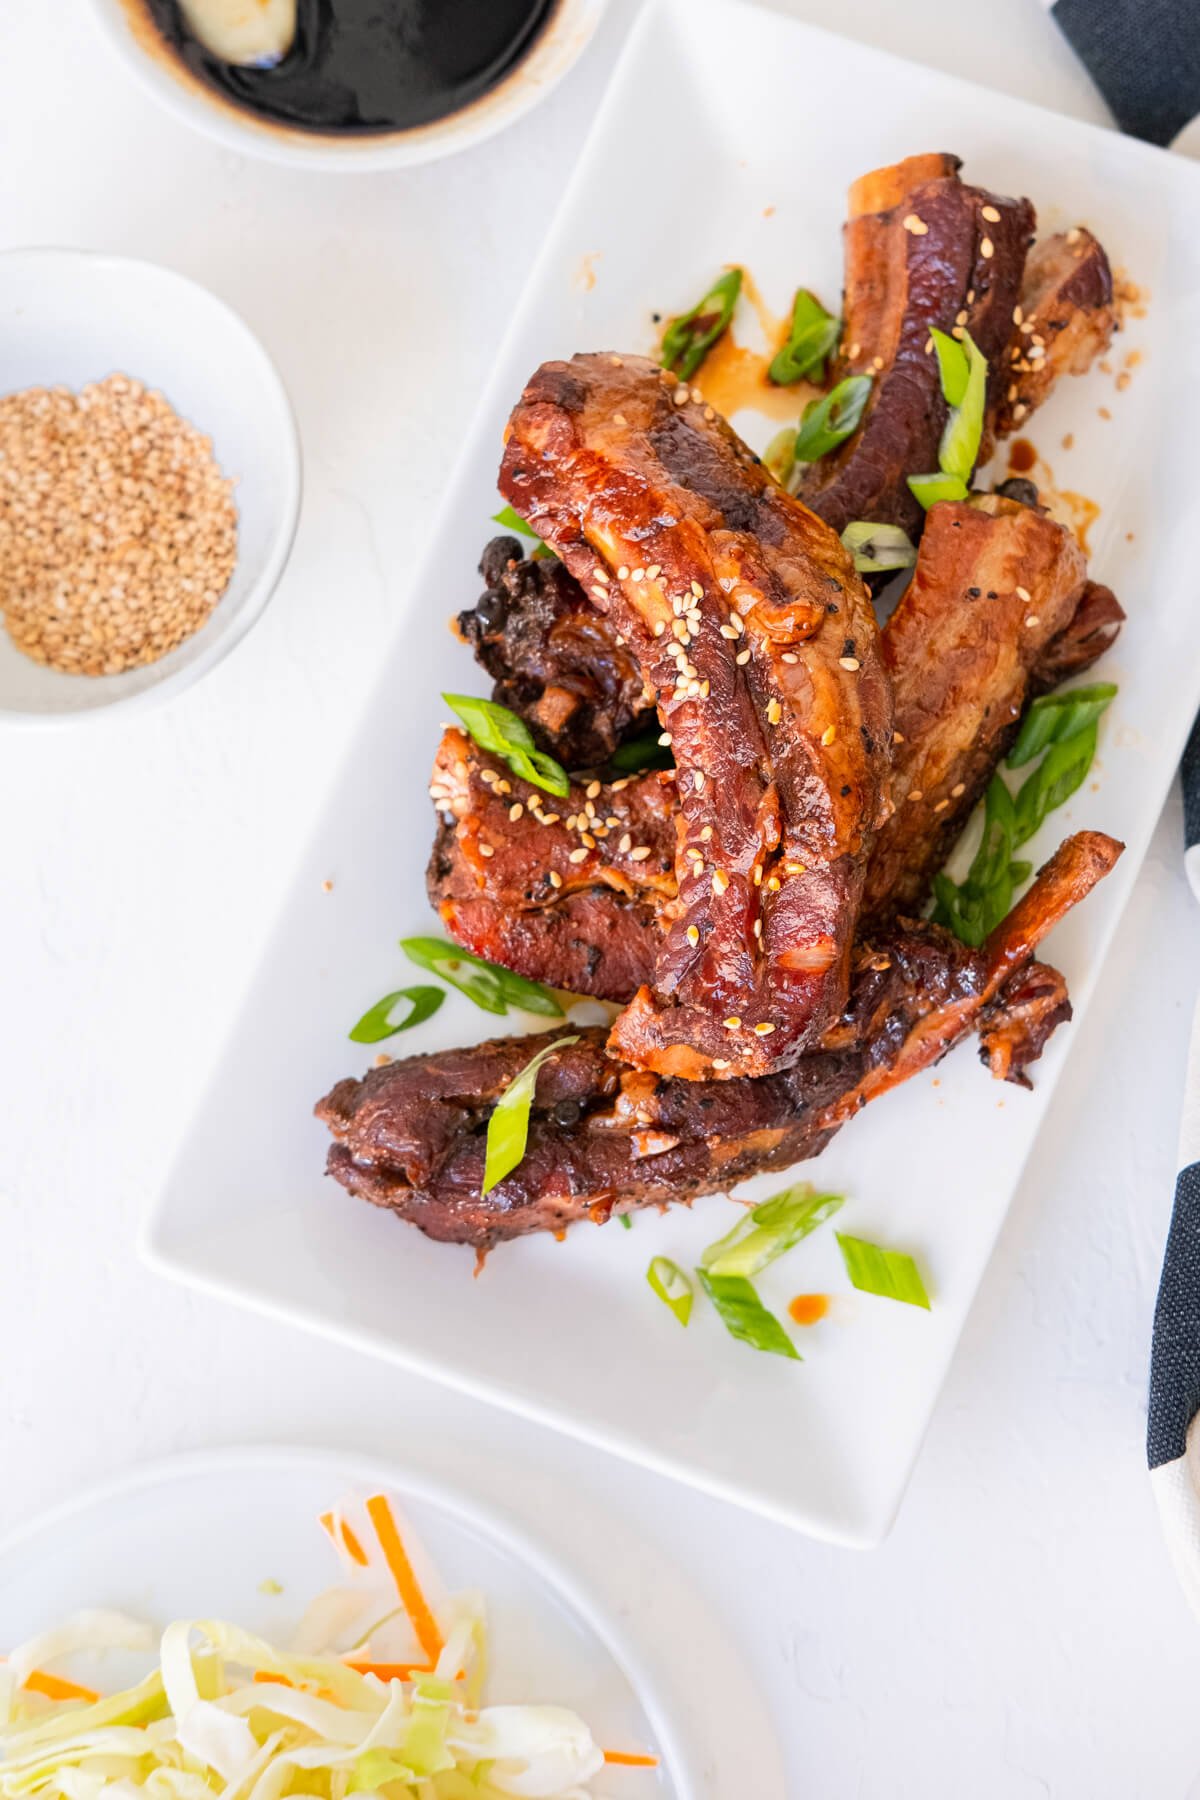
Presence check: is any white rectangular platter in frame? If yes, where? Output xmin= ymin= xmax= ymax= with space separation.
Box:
xmin=146 ymin=0 xmax=1200 ymax=1545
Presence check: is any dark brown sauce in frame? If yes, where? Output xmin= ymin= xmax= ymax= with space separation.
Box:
xmin=142 ymin=0 xmax=555 ymax=136
xmin=1007 ymin=437 xmax=1037 ymax=474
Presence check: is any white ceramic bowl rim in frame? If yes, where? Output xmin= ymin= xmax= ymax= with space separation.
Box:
xmin=0 ymin=246 xmax=301 ymax=728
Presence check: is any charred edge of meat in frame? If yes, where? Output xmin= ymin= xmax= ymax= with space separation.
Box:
xmin=456 ymin=536 xmax=653 ymax=770
xmin=990 ymin=228 xmax=1116 ymax=444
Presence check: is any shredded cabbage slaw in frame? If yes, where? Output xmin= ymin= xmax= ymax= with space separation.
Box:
xmin=0 ymin=1494 xmax=658 ymax=1800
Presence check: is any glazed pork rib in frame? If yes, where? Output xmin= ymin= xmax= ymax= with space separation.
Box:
xmin=500 ymin=352 xmax=892 ymax=1080
xmin=991 ymin=229 xmax=1115 ymax=441
xmin=318 ymin=832 xmax=1122 ymax=1250
xmin=795 ymin=153 xmax=1035 ymax=537
xmin=860 ymin=494 xmax=1119 ymax=923
xmin=428 ymin=725 xmax=673 ymax=1000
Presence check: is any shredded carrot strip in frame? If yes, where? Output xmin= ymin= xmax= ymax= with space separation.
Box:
xmin=346 ymin=1660 xmax=431 ymax=1682
xmin=603 ymin=1750 xmax=660 ymax=1767
xmin=253 ymin=1671 xmax=296 ymax=1688
xmin=364 ymin=1494 xmax=443 ymax=1668
xmin=318 ymin=1510 xmax=369 ymax=1567
xmin=23 ymin=1670 xmax=101 ymax=1704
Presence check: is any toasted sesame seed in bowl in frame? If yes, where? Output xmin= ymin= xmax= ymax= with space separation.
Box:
xmin=0 ymin=249 xmax=300 ymax=723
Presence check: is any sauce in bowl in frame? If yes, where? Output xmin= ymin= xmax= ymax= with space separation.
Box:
xmin=142 ymin=0 xmax=557 ymax=136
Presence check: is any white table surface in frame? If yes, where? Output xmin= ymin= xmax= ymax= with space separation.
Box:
xmin=5 ymin=0 xmax=1200 ymax=1792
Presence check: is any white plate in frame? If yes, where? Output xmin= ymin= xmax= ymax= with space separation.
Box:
xmin=145 ymin=0 xmax=1200 ymax=1546
xmin=0 ymin=1447 xmax=685 ymax=1797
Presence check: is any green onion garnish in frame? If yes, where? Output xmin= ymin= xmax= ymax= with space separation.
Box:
xmin=1012 ymin=721 xmax=1098 ymax=846
xmin=647 ymin=1256 xmax=693 ymax=1326
xmin=443 ymin=693 xmax=570 ymax=798
xmin=609 ymin=729 xmax=674 ymax=774
xmin=700 ymin=1182 xmax=844 ymax=1280
xmin=937 ymin=329 xmax=987 ymax=484
xmin=697 ymin=1271 xmax=800 ymax=1360
xmin=792 ymin=374 xmax=873 ymax=463
xmin=840 ymin=521 xmax=918 ymax=575
xmin=836 ymin=1232 xmax=931 ymax=1309
xmin=482 ymin=1036 xmax=579 ymax=1195
xmin=400 ymin=937 xmax=563 ymax=1019
xmin=763 ymin=426 xmax=797 ymax=487
xmin=768 ymin=289 xmax=840 ymax=386
xmin=661 ymin=268 xmax=743 ymax=382
xmin=907 ymin=470 xmax=969 ymax=510
xmin=929 ymin=327 xmax=970 ymax=407
xmin=491 ymin=505 xmax=550 ymax=559
xmin=1006 ymin=682 xmax=1118 ymax=769
xmin=619 ymin=1212 xmax=633 ymax=1230
xmin=349 ymin=985 xmax=444 ymax=1044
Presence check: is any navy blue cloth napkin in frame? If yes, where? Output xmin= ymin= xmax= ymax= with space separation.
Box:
xmin=1048 ymin=0 xmax=1200 ymax=1612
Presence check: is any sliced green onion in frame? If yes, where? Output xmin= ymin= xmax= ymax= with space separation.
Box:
xmin=929 ymin=327 xmax=970 ymax=407
xmin=661 ymin=268 xmax=743 ymax=382
xmin=1006 ymin=682 xmax=1118 ymax=769
xmin=619 ymin=1212 xmax=633 ymax=1230
xmin=1012 ymin=720 xmax=1099 ymax=847
xmin=840 ymin=520 xmax=918 ymax=575
xmin=698 ymin=1271 xmax=800 ymax=1359
xmin=763 ymin=425 xmax=797 ymax=486
xmin=793 ymin=374 xmax=872 ymax=462
xmin=937 ymin=329 xmax=988 ymax=484
xmin=836 ymin=1232 xmax=931 ymax=1309
xmin=443 ymin=692 xmax=570 ymax=798
xmin=400 ymin=937 xmax=563 ymax=1019
xmin=609 ymin=729 xmax=674 ymax=773
xmin=482 ymin=1036 xmax=579 ymax=1195
xmin=965 ymin=775 xmax=1016 ymax=895
xmin=349 ymin=985 xmax=444 ymax=1044
xmin=647 ymin=1256 xmax=693 ymax=1326
xmin=931 ymin=869 xmax=986 ymax=946
xmin=768 ymin=289 xmax=840 ymax=386
xmin=700 ymin=1182 xmax=844 ymax=1279
xmin=907 ymin=469 xmax=969 ymax=510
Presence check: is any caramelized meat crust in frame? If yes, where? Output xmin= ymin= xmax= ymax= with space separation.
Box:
xmin=860 ymin=497 xmax=1093 ymax=924
xmin=499 ymin=352 xmax=892 ymax=1079
xmin=457 ymin=536 xmax=653 ymax=769
xmin=796 ymin=153 xmax=1035 ymax=536
xmin=427 ymin=726 xmax=674 ymax=1000
xmin=318 ymin=833 xmax=1122 ymax=1249
xmin=990 ymin=229 xmax=1115 ymax=443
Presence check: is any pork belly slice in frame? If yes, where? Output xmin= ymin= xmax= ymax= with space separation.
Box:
xmin=500 ymin=352 xmax=892 ymax=1081
xmin=317 ymin=832 xmax=1122 ymax=1250
xmin=860 ymin=495 xmax=1124 ymax=925
xmin=427 ymin=726 xmax=674 ymax=1001
xmin=457 ymin=535 xmax=654 ymax=770
xmin=990 ymin=229 xmax=1115 ymax=443
xmin=795 ymin=153 xmax=1035 ymax=537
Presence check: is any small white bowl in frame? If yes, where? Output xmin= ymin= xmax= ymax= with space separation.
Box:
xmin=0 ymin=249 xmax=301 ymax=724
xmin=85 ymin=0 xmax=606 ymax=173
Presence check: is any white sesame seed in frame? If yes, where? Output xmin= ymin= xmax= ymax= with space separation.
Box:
xmin=821 ymin=725 xmax=836 ymax=746
xmin=618 ymin=832 xmax=632 ymax=852
xmin=479 ymin=843 xmax=494 ymax=858
xmin=839 ymin=656 xmax=860 ymax=672
xmin=586 ymin=779 xmax=601 ymax=798
xmin=658 ymin=731 xmax=672 ymax=746
xmin=753 ymin=864 xmax=763 ymax=886
xmin=549 ymin=870 xmax=562 ymax=888
xmin=766 ymin=876 xmax=781 ymax=892
xmin=902 ymin=214 xmax=927 ymax=235
xmin=934 ymin=799 xmax=949 ymax=813
xmin=686 ymin=924 xmax=700 ymax=945
xmin=617 ymin=565 xmax=629 ymax=579
xmin=631 ymin=568 xmax=645 ymax=582
xmin=1012 ymin=305 xmax=1023 ymax=325
xmin=654 ymin=620 xmax=666 ymax=637
xmin=509 ymin=802 xmax=524 ymax=821
xmin=580 ymin=831 xmax=597 ymax=848
xmin=982 ymin=204 xmax=1001 ymax=223
xmin=719 ymin=624 xmax=738 ymax=640
xmin=736 ymin=649 xmax=750 ymax=666
xmin=924 ymin=336 xmax=934 ymax=355
xmin=694 ymin=771 xmax=706 ymax=792
xmin=723 ymin=1016 xmax=741 ymax=1031
xmin=630 ymin=845 xmax=652 ymax=861
xmin=712 ymin=868 xmax=728 ymax=894
xmin=981 ymin=237 xmax=994 ymax=259
xmin=1025 ymin=615 xmax=1040 ymax=627
xmin=700 ymin=825 xmax=712 ymax=841
xmin=569 ymin=847 xmax=589 ymax=863
xmin=712 ymin=1058 xmax=730 ymax=1070
xmin=909 ymin=789 xmax=924 ymax=803
xmin=1067 ymin=227 xmax=1081 ymax=245
xmin=646 ymin=564 xmax=661 ymax=580
xmin=1015 ymin=585 xmax=1031 ymax=602
xmin=674 ymin=385 xmax=689 ymax=406
xmin=951 ymin=783 xmax=966 ymax=798
xmin=593 ymin=568 xmax=609 ymax=583
xmin=754 ymin=1022 xmax=776 ymax=1036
